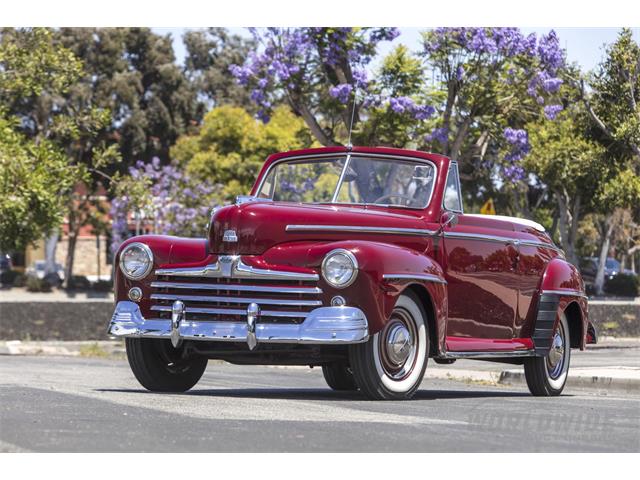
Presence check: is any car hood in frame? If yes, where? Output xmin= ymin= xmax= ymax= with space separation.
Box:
xmin=208 ymin=200 xmax=431 ymax=255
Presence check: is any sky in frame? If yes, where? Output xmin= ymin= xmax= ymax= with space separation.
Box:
xmin=154 ymin=27 xmax=640 ymax=73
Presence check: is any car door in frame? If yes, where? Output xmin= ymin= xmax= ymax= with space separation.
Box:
xmin=440 ymin=163 xmax=519 ymax=340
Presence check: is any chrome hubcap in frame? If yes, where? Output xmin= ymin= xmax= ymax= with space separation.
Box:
xmin=386 ymin=324 xmax=412 ymax=365
xmin=547 ymin=323 xmax=566 ymax=379
xmin=378 ymin=309 xmax=417 ymax=380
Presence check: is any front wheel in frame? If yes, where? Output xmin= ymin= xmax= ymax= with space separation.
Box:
xmin=322 ymin=363 xmax=358 ymax=391
xmin=349 ymin=292 xmax=429 ymax=400
xmin=524 ymin=312 xmax=571 ymax=396
xmin=126 ymin=338 xmax=208 ymax=392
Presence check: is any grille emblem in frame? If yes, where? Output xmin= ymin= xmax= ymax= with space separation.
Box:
xmin=223 ymin=230 xmax=238 ymax=242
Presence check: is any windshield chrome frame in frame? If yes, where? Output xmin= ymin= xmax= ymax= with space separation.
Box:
xmin=255 ymin=152 xmax=438 ymax=211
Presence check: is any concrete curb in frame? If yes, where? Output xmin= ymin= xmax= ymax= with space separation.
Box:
xmin=0 ymin=340 xmax=124 ymax=358
xmin=498 ymin=367 xmax=640 ymax=392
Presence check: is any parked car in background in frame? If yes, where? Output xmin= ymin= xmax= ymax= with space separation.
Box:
xmin=0 ymin=253 xmax=12 ymax=272
xmin=108 ymin=146 xmax=595 ymax=400
xmin=26 ymin=260 xmax=65 ymax=283
xmin=580 ymin=256 xmax=637 ymax=285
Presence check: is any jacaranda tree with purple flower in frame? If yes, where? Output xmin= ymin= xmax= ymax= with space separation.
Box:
xmin=110 ymin=158 xmax=220 ymax=253
xmin=230 ymin=27 xmax=409 ymax=146
xmin=418 ymin=28 xmax=565 ymax=180
xmin=232 ymin=27 xmax=565 ymax=185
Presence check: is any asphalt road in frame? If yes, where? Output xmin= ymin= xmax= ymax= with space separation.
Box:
xmin=0 ymin=356 xmax=639 ymax=452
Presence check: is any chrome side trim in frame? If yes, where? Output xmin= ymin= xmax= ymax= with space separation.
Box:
xmin=443 ymin=231 xmax=564 ymax=253
xmin=541 ymin=289 xmax=588 ymax=299
xmin=108 ymin=301 xmax=369 ymax=345
xmin=443 ymin=231 xmax=514 ymax=244
xmin=151 ymin=305 xmax=308 ymax=319
xmin=382 ymin=273 xmax=447 ymax=284
xmin=156 ymin=256 xmax=319 ymax=282
xmin=441 ymin=349 xmax=536 ymax=359
xmin=286 ymin=225 xmax=438 ymax=236
xmin=150 ymin=282 xmax=322 ymax=295
xmin=151 ymin=293 xmax=322 ymax=307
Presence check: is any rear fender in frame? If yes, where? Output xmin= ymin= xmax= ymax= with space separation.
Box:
xmin=533 ymin=258 xmax=589 ymax=352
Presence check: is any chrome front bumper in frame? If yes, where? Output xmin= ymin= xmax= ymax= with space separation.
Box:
xmin=108 ymin=301 xmax=369 ymax=346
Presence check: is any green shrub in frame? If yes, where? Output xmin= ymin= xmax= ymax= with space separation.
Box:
xmin=12 ymin=272 xmax=26 ymax=288
xmin=26 ymin=276 xmax=52 ymax=293
xmin=604 ymin=274 xmax=639 ymax=297
xmin=67 ymin=275 xmax=90 ymax=290
xmin=1 ymin=269 xmax=19 ymax=286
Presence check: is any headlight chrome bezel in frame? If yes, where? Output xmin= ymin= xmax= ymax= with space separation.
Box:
xmin=119 ymin=242 xmax=154 ymax=280
xmin=321 ymin=249 xmax=358 ymax=288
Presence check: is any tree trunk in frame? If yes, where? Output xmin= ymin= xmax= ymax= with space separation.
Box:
xmin=594 ymin=218 xmax=615 ymax=296
xmin=44 ymin=231 xmax=59 ymax=276
xmin=554 ymin=189 xmax=580 ymax=266
xmin=64 ymin=230 xmax=78 ymax=289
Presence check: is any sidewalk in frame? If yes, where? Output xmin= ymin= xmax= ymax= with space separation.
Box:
xmin=2 ymin=338 xmax=638 ymax=392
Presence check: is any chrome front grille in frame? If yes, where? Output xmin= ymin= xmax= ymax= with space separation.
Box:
xmin=149 ymin=256 xmax=322 ymax=324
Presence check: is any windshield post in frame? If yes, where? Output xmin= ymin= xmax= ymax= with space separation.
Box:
xmin=331 ymin=154 xmax=351 ymax=203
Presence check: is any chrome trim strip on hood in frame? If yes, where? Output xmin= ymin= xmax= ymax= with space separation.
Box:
xmin=286 ymin=225 xmax=438 ymax=236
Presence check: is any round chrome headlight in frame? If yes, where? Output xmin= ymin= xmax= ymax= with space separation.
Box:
xmin=119 ymin=242 xmax=154 ymax=280
xmin=321 ymin=249 xmax=358 ymax=288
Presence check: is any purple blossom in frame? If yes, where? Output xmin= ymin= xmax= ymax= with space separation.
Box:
xmin=543 ymin=104 xmax=563 ymax=120
xmin=230 ymin=28 xmax=400 ymax=122
xmin=329 ymin=83 xmax=353 ymax=104
xmin=111 ymin=160 xmax=220 ymax=252
xmin=425 ymin=127 xmax=449 ymax=146
xmin=503 ymin=128 xmax=531 ymax=165
xmin=389 ymin=96 xmax=435 ymax=120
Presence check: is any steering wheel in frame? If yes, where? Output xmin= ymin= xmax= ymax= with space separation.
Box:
xmin=372 ymin=193 xmax=415 ymax=206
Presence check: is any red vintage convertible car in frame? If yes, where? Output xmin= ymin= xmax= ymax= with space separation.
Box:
xmin=109 ymin=146 xmax=596 ymax=400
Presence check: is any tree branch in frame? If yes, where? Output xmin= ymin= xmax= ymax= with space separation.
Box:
xmin=288 ymin=97 xmax=337 ymax=146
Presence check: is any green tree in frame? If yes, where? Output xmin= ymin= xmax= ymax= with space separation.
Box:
xmin=183 ymin=28 xmax=256 ymax=110
xmin=1 ymin=28 xmax=121 ymax=285
xmin=56 ymin=27 xmax=201 ymax=167
xmin=575 ymin=29 xmax=640 ymax=294
xmin=171 ymin=105 xmax=316 ymax=200
xmin=0 ymin=117 xmax=74 ymax=252
xmin=525 ymin=104 xmax=605 ymax=266
xmin=0 ymin=28 xmax=80 ymax=255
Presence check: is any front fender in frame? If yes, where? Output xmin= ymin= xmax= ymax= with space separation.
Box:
xmin=263 ymin=240 xmax=447 ymax=346
xmin=114 ymin=236 xmax=210 ymax=315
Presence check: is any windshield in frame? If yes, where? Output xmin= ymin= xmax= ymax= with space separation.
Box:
xmin=257 ymin=155 xmax=435 ymax=208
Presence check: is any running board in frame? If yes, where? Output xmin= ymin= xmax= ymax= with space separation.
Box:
xmin=439 ymin=349 xmax=536 ymax=360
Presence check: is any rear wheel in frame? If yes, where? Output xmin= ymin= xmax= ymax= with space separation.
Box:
xmin=524 ymin=312 xmax=571 ymax=396
xmin=349 ymin=292 xmax=429 ymax=400
xmin=322 ymin=363 xmax=358 ymax=391
xmin=126 ymin=338 xmax=208 ymax=392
